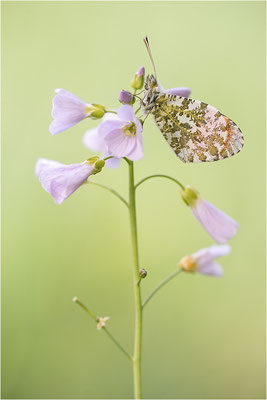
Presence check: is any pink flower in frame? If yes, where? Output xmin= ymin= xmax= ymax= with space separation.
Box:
xmin=35 ymin=157 xmax=104 ymax=204
xmin=181 ymin=187 xmax=239 ymax=244
xmin=83 ymin=113 xmax=121 ymax=169
xmin=49 ymin=89 xmax=105 ymax=135
xmin=97 ymin=105 xmax=144 ymax=161
xmin=179 ymin=244 xmax=231 ymax=277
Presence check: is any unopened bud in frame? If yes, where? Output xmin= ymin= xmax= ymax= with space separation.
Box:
xmin=181 ymin=186 xmax=199 ymax=207
xmin=131 ymin=66 xmax=145 ymax=90
xmin=118 ymin=90 xmax=134 ymax=105
xmin=139 ymin=268 xmax=147 ymax=279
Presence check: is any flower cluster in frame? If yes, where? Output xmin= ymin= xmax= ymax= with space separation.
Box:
xmin=36 ymin=64 xmax=238 ymax=277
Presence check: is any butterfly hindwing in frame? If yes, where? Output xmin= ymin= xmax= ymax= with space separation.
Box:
xmin=152 ymin=93 xmax=244 ymax=163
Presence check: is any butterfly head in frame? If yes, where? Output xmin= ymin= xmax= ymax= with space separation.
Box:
xmin=144 ymin=74 xmax=158 ymax=90
xmin=141 ymin=74 xmax=161 ymax=114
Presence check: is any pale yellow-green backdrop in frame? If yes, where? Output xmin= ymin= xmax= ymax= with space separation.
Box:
xmin=2 ymin=1 xmax=266 ymax=399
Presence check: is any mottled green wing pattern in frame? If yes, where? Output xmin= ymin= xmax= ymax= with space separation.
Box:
xmin=153 ymin=93 xmax=244 ymax=163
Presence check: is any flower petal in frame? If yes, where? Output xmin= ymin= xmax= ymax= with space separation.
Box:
xmin=98 ymin=119 xmax=123 ymax=138
xmin=192 ymin=199 xmax=239 ymax=243
xmin=83 ymin=128 xmax=108 ymax=152
xmin=49 ymin=89 xmax=88 ymax=135
xmin=127 ymin=132 xmax=144 ymax=161
xmin=193 ymin=245 xmax=231 ymax=266
xmin=197 ymin=261 xmax=223 ymax=277
xmin=117 ymin=105 xmax=136 ymax=122
xmin=36 ymin=158 xmax=92 ymax=204
xmin=105 ymin=129 xmax=136 ymax=158
xmin=104 ymin=156 xmax=121 ymax=169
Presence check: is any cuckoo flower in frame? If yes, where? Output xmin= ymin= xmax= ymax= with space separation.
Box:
xmin=179 ymin=244 xmax=231 ymax=277
xmin=181 ymin=187 xmax=238 ymax=244
xmin=49 ymin=89 xmax=105 ymax=135
xmin=83 ymin=113 xmax=121 ymax=169
xmin=96 ymin=105 xmax=144 ymax=161
xmin=35 ymin=157 xmax=104 ymax=204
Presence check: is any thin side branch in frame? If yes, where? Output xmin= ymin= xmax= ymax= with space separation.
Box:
xmin=73 ymin=297 xmax=132 ymax=361
xmin=135 ymin=175 xmax=185 ymax=191
xmin=86 ymin=181 xmax=129 ymax=208
xmin=142 ymin=268 xmax=183 ymax=308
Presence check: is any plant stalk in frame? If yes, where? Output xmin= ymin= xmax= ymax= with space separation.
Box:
xmin=128 ymin=160 xmax=142 ymax=399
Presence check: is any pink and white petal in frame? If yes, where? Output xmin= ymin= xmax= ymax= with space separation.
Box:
xmin=117 ymin=105 xmax=136 ymax=122
xmin=35 ymin=158 xmax=63 ymax=176
xmin=166 ymin=87 xmax=191 ymax=98
xmin=83 ymin=128 xmax=108 ymax=152
xmin=98 ymin=119 xmax=123 ymax=138
xmin=135 ymin=118 xmax=143 ymax=134
xmin=105 ymin=130 xmax=136 ymax=158
xmin=127 ymin=133 xmax=144 ymax=161
xmin=102 ymin=112 xmax=120 ymax=122
xmin=104 ymin=157 xmax=121 ymax=169
xmin=37 ymin=161 xmax=92 ymax=204
xmin=197 ymin=261 xmax=223 ymax=277
xmin=192 ymin=199 xmax=239 ymax=244
xmin=193 ymin=245 xmax=231 ymax=266
xmin=50 ymin=117 xmax=86 ymax=136
xmin=52 ymin=89 xmax=87 ymax=119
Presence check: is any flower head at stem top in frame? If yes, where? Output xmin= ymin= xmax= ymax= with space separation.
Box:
xmin=179 ymin=244 xmax=231 ymax=277
xmin=97 ymin=316 xmax=110 ymax=330
xmin=95 ymin=105 xmax=144 ymax=161
xmin=49 ymin=88 xmax=106 ymax=135
xmin=35 ymin=156 xmax=105 ymax=204
xmin=181 ymin=186 xmax=239 ymax=244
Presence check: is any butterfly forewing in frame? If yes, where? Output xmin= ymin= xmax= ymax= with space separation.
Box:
xmin=152 ymin=93 xmax=244 ymax=163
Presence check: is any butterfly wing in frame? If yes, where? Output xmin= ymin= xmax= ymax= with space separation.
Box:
xmin=153 ymin=93 xmax=244 ymax=163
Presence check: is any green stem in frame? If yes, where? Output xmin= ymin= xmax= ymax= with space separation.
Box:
xmin=142 ymin=268 xmax=183 ymax=308
xmin=135 ymin=174 xmax=185 ymax=191
xmin=103 ymin=328 xmax=132 ymax=361
xmin=128 ymin=160 xmax=142 ymax=399
xmin=73 ymin=297 xmax=132 ymax=361
xmin=86 ymin=181 xmax=129 ymax=208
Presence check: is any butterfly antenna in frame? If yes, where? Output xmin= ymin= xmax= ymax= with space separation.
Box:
xmin=143 ymin=36 xmax=157 ymax=79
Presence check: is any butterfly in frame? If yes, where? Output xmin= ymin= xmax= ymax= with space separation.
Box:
xmin=141 ymin=37 xmax=244 ymax=163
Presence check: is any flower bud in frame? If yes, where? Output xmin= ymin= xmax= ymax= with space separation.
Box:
xmin=85 ymin=104 xmax=106 ymax=119
xmin=181 ymin=186 xmax=199 ymax=207
xmin=139 ymin=268 xmax=147 ymax=279
xmin=118 ymin=90 xmax=134 ymax=105
xmin=131 ymin=66 xmax=145 ymax=90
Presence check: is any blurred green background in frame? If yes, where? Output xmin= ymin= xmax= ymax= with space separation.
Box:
xmin=2 ymin=1 xmax=266 ymax=399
